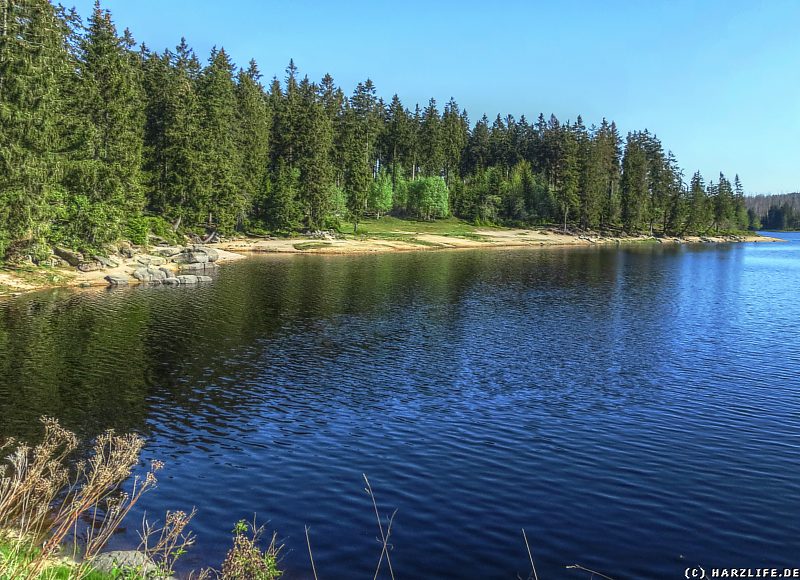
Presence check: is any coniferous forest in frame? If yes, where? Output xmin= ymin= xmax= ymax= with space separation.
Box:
xmin=0 ymin=0 xmax=753 ymax=262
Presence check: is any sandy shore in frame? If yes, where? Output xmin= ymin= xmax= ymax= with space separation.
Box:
xmin=0 ymin=229 xmax=784 ymax=297
xmin=217 ymin=228 xmax=782 ymax=255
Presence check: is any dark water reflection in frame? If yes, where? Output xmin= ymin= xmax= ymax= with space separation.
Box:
xmin=2 ymin=236 xmax=800 ymax=579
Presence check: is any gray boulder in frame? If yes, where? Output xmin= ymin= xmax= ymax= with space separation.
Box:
xmin=180 ymin=261 xmax=218 ymax=272
xmin=104 ymin=275 xmax=128 ymax=286
xmin=136 ymin=254 xmax=167 ymax=266
xmin=176 ymin=275 xmax=198 ymax=285
xmin=54 ymin=246 xmax=83 ymax=267
xmin=133 ymin=267 xmax=168 ymax=283
xmin=151 ymin=247 xmax=182 ymax=258
xmin=78 ymin=260 xmax=103 ymax=273
xmin=92 ymin=255 xmax=119 ymax=268
xmin=163 ymin=277 xmax=180 ymax=286
xmin=197 ymin=275 xmax=213 ymax=282
xmin=194 ymin=246 xmax=219 ymax=262
xmin=91 ymin=550 xmax=163 ymax=578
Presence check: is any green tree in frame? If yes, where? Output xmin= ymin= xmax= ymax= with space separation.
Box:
xmin=197 ymin=47 xmax=243 ymax=232
xmin=236 ymin=60 xmax=271 ymax=230
xmin=0 ymin=0 xmax=72 ymax=258
xmin=620 ymin=132 xmax=648 ymax=232
xmin=67 ymin=1 xmax=146 ymax=246
xmin=295 ymin=77 xmax=334 ymax=228
xmin=368 ymin=170 xmax=393 ymax=217
xmin=407 ymin=177 xmax=449 ymax=220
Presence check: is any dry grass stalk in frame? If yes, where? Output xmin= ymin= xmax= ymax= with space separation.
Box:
xmin=566 ymin=563 xmax=616 ymax=579
xmin=138 ymin=508 xmax=197 ymax=576
xmin=363 ymin=474 xmax=396 ymax=580
xmin=305 ymin=525 xmax=318 ymax=580
xmin=522 ymin=528 xmax=539 ymax=580
xmin=0 ymin=418 xmax=162 ymax=579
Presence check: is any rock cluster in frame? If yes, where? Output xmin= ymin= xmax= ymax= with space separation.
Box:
xmin=100 ymin=245 xmax=220 ymax=287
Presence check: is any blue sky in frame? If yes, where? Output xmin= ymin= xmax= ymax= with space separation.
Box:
xmin=67 ymin=0 xmax=800 ymax=194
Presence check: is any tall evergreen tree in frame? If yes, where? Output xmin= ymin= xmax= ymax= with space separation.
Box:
xmin=197 ymin=47 xmax=243 ymax=231
xmin=620 ymin=132 xmax=648 ymax=232
xmin=67 ymin=1 xmax=146 ymax=245
xmin=235 ymin=60 xmax=270 ymax=230
xmin=0 ymin=0 xmax=71 ymax=258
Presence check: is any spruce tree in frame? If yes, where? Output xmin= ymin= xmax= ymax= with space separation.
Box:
xmin=197 ymin=47 xmax=243 ymax=232
xmin=67 ymin=1 xmax=146 ymax=246
xmin=0 ymin=0 xmax=71 ymax=258
xmin=620 ymin=132 xmax=648 ymax=232
xmin=236 ymin=60 xmax=271 ymax=229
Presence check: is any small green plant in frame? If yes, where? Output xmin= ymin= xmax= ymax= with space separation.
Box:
xmin=220 ymin=519 xmax=282 ymax=580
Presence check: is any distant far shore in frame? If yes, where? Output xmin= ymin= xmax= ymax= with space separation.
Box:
xmin=0 ymin=221 xmax=784 ymax=298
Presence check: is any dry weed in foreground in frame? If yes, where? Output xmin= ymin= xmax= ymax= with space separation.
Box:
xmin=0 ymin=417 xmax=161 ymax=578
xmin=138 ymin=508 xmax=197 ymax=576
xmin=219 ymin=518 xmax=282 ymax=580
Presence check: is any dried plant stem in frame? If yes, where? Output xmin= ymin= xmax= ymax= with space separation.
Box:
xmin=522 ymin=528 xmax=539 ymax=580
xmin=363 ymin=473 xmax=395 ymax=580
xmin=305 ymin=525 xmax=319 ymax=580
xmin=566 ymin=563 xmax=617 ymax=580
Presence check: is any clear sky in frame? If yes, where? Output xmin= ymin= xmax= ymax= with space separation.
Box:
xmin=66 ymin=0 xmax=800 ymax=194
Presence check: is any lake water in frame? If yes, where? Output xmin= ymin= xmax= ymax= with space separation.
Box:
xmin=1 ymin=234 xmax=799 ymax=579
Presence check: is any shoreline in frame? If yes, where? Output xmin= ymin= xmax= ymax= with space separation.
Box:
xmin=0 ymin=228 xmax=785 ymax=298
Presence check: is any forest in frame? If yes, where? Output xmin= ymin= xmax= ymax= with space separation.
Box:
xmin=0 ymin=0 xmax=753 ymax=263
xmin=745 ymin=193 xmax=800 ymax=230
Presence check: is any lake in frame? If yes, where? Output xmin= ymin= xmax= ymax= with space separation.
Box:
xmin=1 ymin=234 xmax=799 ymax=579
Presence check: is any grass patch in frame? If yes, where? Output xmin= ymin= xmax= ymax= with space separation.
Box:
xmin=3 ymin=265 xmax=73 ymax=286
xmin=339 ymin=216 xmax=479 ymax=237
xmin=440 ymin=232 xmax=490 ymax=242
xmin=293 ymin=241 xmax=333 ymax=251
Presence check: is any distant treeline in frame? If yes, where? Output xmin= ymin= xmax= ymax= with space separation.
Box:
xmin=1 ymin=1 xmax=751 ymax=261
xmin=745 ymin=193 xmax=800 ymax=230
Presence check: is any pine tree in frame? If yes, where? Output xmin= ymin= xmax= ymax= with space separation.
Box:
xmin=197 ymin=47 xmax=243 ymax=232
xmin=382 ymin=94 xmax=413 ymax=187
xmin=0 ymin=0 xmax=71 ymax=258
xmin=553 ymin=124 xmax=579 ymax=232
xmin=441 ymin=98 xmax=468 ymax=186
xmin=67 ymin=1 xmax=146 ymax=246
xmin=295 ymin=77 xmax=334 ymax=228
xmin=465 ymin=115 xmax=491 ymax=175
xmin=419 ymin=98 xmax=443 ymax=177
xmin=235 ymin=60 xmax=270 ymax=230
xmin=685 ymin=171 xmax=710 ymax=234
xmin=620 ymin=132 xmax=648 ymax=232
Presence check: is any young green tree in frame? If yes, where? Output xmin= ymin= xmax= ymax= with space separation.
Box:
xmin=368 ymin=170 xmax=393 ymax=218
xmin=407 ymin=177 xmax=449 ymax=220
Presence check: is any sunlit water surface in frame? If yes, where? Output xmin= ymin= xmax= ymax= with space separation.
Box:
xmin=1 ymin=233 xmax=799 ymax=578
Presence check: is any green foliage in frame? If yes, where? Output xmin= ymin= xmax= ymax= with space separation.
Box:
xmin=124 ymin=216 xmax=180 ymax=246
xmin=368 ymin=171 xmax=394 ymax=217
xmin=221 ymin=520 xmax=282 ymax=580
xmin=407 ymin=177 xmax=450 ymax=220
